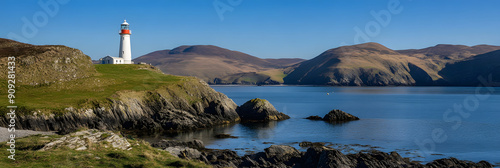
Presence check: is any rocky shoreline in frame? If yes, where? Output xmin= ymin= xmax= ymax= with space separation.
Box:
xmin=153 ymin=139 xmax=493 ymax=168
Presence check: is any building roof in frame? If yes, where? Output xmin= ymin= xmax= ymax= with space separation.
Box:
xmin=121 ymin=20 xmax=129 ymax=25
xmin=102 ymin=56 xmax=124 ymax=60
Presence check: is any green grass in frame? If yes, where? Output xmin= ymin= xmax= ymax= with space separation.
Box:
xmin=257 ymin=69 xmax=287 ymax=83
xmin=0 ymin=64 xmax=185 ymax=113
xmin=0 ymin=134 xmax=208 ymax=168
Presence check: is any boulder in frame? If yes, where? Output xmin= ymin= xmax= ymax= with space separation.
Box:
xmin=426 ymin=157 xmax=493 ymax=168
xmin=151 ymin=139 xmax=204 ymax=150
xmin=323 ymin=109 xmax=359 ymax=123
xmin=164 ymin=146 xmax=202 ymax=159
xmin=214 ymin=133 xmax=238 ymax=139
xmin=305 ymin=115 xmax=323 ymax=120
xmin=40 ymin=129 xmax=131 ymax=151
xmin=299 ymin=141 xmax=325 ymax=148
xmin=236 ymin=98 xmax=290 ymax=122
xmin=240 ymin=145 xmax=302 ymax=167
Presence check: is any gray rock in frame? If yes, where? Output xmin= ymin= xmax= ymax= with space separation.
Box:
xmin=305 ymin=115 xmax=323 ymax=120
xmin=236 ymin=98 xmax=290 ymax=122
xmin=426 ymin=157 xmax=493 ymax=168
xmin=40 ymin=129 xmax=131 ymax=151
xmin=214 ymin=133 xmax=238 ymax=139
xmin=322 ymin=109 xmax=359 ymax=123
xmin=299 ymin=141 xmax=325 ymax=148
xmin=152 ymin=142 xmax=493 ymax=168
xmin=151 ymin=139 xmax=205 ymax=150
xmin=317 ymin=147 xmax=355 ymax=168
xmin=165 ymin=147 xmax=202 ymax=160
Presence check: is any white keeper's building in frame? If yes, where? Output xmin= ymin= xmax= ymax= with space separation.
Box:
xmin=100 ymin=20 xmax=134 ymax=64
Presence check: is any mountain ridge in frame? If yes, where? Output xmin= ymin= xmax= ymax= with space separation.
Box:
xmin=134 ymin=45 xmax=305 ymax=84
xmin=134 ymin=42 xmax=500 ymax=86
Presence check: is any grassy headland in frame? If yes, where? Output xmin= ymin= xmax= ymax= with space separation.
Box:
xmin=0 ymin=64 xmax=190 ymax=113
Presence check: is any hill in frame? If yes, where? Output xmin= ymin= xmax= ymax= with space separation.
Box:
xmin=0 ymin=38 xmax=96 ymax=86
xmin=439 ymin=50 xmax=500 ymax=86
xmin=284 ymin=43 xmax=500 ymax=86
xmin=397 ymin=44 xmax=500 ymax=80
xmin=134 ymin=45 xmax=304 ymax=84
xmin=264 ymin=58 xmax=305 ymax=66
xmin=0 ymin=39 xmax=241 ymax=134
xmin=283 ymin=43 xmax=435 ymax=86
xmin=397 ymin=44 xmax=500 ymax=62
xmin=135 ymin=45 xmax=276 ymax=82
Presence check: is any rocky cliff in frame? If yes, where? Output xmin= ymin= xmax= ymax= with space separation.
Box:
xmin=0 ymin=78 xmax=240 ymax=134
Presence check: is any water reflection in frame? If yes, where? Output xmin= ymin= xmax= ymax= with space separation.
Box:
xmin=139 ymin=123 xmax=238 ymax=145
xmin=238 ymin=121 xmax=278 ymax=139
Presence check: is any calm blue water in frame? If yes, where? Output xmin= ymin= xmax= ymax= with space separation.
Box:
xmin=165 ymin=86 xmax=500 ymax=164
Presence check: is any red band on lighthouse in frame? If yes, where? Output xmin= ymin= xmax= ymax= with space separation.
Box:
xmin=121 ymin=29 xmax=130 ymax=34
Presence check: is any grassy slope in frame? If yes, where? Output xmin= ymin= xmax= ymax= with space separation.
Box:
xmin=0 ymin=134 xmax=208 ymax=168
xmin=257 ymin=69 xmax=287 ymax=83
xmin=0 ymin=64 xmax=186 ymax=112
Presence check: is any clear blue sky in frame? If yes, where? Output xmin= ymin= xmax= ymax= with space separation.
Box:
xmin=2 ymin=0 xmax=500 ymax=60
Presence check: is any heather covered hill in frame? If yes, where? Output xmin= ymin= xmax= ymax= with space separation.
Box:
xmin=283 ymin=43 xmax=435 ymax=86
xmin=134 ymin=45 xmax=287 ymax=83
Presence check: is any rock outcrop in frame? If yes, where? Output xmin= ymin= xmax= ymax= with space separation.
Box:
xmin=40 ymin=129 xmax=131 ymax=151
xmin=236 ymin=98 xmax=290 ymax=122
xmin=305 ymin=115 xmax=323 ymax=120
xmin=323 ymin=109 xmax=360 ymax=123
xmin=0 ymin=79 xmax=241 ymax=134
xmin=0 ymin=38 xmax=96 ymax=86
xmin=425 ymin=157 xmax=493 ymax=168
xmin=156 ymin=140 xmax=493 ymax=168
xmin=151 ymin=139 xmax=205 ymax=150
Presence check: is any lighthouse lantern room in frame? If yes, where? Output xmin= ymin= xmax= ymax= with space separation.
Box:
xmin=99 ymin=20 xmax=133 ymax=64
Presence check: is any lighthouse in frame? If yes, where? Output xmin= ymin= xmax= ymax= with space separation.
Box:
xmin=99 ymin=20 xmax=134 ymax=64
xmin=119 ymin=20 xmax=132 ymax=64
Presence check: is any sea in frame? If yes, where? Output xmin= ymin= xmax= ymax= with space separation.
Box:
xmin=153 ymin=86 xmax=500 ymax=164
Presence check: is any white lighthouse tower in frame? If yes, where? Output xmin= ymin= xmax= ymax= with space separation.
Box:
xmin=98 ymin=20 xmax=134 ymax=64
xmin=119 ymin=20 xmax=132 ymax=64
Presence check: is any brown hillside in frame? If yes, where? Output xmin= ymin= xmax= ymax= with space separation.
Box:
xmin=284 ymin=42 xmax=435 ymax=86
xmin=134 ymin=45 xmax=290 ymax=83
xmin=397 ymin=44 xmax=500 ymax=76
xmin=439 ymin=49 xmax=500 ymax=86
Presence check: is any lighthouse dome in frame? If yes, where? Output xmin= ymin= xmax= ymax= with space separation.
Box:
xmin=121 ymin=20 xmax=129 ymax=25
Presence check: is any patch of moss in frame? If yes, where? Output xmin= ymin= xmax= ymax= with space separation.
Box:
xmin=250 ymin=98 xmax=267 ymax=104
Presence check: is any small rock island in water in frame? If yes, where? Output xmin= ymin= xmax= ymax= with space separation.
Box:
xmin=306 ymin=109 xmax=360 ymax=123
xmin=236 ymin=98 xmax=290 ymax=122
